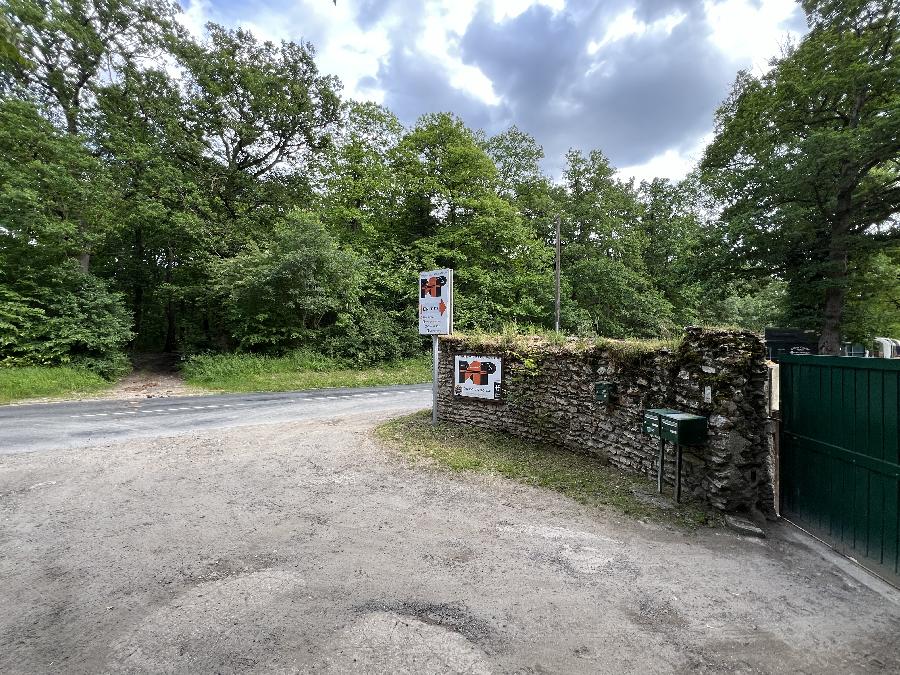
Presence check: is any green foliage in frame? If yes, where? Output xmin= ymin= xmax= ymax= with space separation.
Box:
xmin=696 ymin=280 xmax=789 ymax=333
xmin=0 ymin=266 xmax=132 ymax=378
xmin=843 ymin=247 xmax=900 ymax=343
xmin=320 ymin=306 xmax=422 ymax=366
xmin=0 ymin=365 xmax=109 ymax=404
xmin=213 ymin=211 xmax=357 ymax=351
xmin=2 ymin=0 xmax=180 ymax=134
xmin=182 ymin=349 xmax=430 ymax=392
xmin=0 ymin=99 xmax=109 ymax=267
xmin=2 ymin=0 xmax=895 ymax=373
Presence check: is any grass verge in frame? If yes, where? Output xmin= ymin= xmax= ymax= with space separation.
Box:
xmin=183 ymin=350 xmax=432 ymax=393
xmin=376 ymin=410 xmax=717 ymax=529
xmin=0 ymin=366 xmax=110 ymax=405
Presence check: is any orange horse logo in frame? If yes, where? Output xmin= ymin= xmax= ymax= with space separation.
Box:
xmin=458 ymin=360 xmax=496 ymax=386
xmin=420 ymin=275 xmax=447 ymax=298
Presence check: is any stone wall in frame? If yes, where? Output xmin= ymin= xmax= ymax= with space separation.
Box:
xmin=437 ymin=328 xmax=774 ymax=515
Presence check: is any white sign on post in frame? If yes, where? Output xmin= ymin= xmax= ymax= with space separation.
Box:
xmin=419 ymin=269 xmax=453 ymax=426
xmin=418 ymin=269 xmax=453 ymax=335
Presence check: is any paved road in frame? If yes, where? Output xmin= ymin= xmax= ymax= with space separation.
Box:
xmin=0 ymin=384 xmax=431 ymax=454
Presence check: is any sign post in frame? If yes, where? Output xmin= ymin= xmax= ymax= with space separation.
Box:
xmin=418 ymin=269 xmax=453 ymax=425
xmin=432 ymin=334 xmax=439 ymax=424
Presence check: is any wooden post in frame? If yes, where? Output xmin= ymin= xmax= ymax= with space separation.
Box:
xmin=555 ymin=215 xmax=561 ymax=332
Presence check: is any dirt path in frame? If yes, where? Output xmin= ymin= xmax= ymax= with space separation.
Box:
xmin=97 ymin=353 xmax=206 ymax=400
xmin=1 ymin=412 xmax=899 ymax=673
xmin=10 ymin=354 xmax=208 ymax=406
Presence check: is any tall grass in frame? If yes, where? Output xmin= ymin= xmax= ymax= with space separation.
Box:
xmin=182 ymin=349 xmax=432 ymax=393
xmin=0 ymin=366 xmax=110 ymax=404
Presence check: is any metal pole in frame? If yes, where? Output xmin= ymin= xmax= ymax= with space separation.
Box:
xmin=675 ymin=444 xmax=683 ymax=503
xmin=657 ymin=439 xmax=665 ymax=493
xmin=554 ymin=215 xmax=561 ymax=332
xmin=432 ymin=334 xmax=439 ymax=425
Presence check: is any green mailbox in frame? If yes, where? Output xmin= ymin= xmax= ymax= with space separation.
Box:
xmin=642 ymin=408 xmax=679 ymax=437
xmin=659 ymin=412 xmax=708 ymax=446
xmin=595 ymin=381 xmax=615 ymax=403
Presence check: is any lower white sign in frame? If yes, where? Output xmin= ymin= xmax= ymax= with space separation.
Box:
xmin=454 ymin=355 xmax=503 ymax=400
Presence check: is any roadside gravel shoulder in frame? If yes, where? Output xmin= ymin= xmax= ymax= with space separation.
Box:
xmin=1 ymin=412 xmax=898 ymax=673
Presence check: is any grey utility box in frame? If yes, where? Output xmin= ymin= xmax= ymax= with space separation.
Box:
xmin=659 ymin=412 xmax=708 ymax=446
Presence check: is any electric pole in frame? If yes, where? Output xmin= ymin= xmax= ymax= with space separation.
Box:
xmin=554 ymin=215 xmax=561 ymax=333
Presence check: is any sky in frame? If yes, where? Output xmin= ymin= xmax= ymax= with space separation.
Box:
xmin=179 ymin=0 xmax=807 ymax=182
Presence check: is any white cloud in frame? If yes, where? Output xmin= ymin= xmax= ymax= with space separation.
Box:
xmin=705 ymin=0 xmax=801 ymax=73
xmin=617 ymin=133 xmax=712 ymax=183
xmin=491 ymin=0 xmax=565 ymax=22
xmin=588 ymin=8 xmax=686 ymax=54
xmin=416 ymin=2 xmax=502 ymax=106
xmin=179 ymin=0 xmax=211 ymax=38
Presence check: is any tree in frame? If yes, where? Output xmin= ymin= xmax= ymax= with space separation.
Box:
xmin=318 ymin=101 xmax=404 ymax=247
xmin=92 ymin=67 xmax=207 ymax=351
xmin=702 ymin=0 xmax=900 ymax=353
xmin=393 ymin=113 xmax=553 ymax=330
xmin=557 ymin=149 xmax=672 ymax=337
xmin=1 ymin=0 xmax=181 ymax=270
xmin=0 ymin=99 xmax=110 ymax=272
xmin=212 ymin=211 xmax=357 ymax=351
xmin=0 ymin=100 xmax=131 ymax=375
xmin=638 ymin=177 xmax=707 ymax=326
xmin=176 ymin=24 xmax=341 ymax=187
xmin=842 ymin=245 xmax=900 ymax=343
xmin=484 ymin=125 xmax=559 ymax=246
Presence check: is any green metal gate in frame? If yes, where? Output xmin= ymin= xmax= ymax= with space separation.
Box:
xmin=780 ymin=355 xmax=900 ymax=584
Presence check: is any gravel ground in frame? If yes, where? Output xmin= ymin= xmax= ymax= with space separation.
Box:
xmin=1 ymin=411 xmax=899 ymax=674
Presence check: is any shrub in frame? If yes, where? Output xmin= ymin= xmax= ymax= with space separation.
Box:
xmin=319 ymin=305 xmax=423 ymax=366
xmin=0 ymin=265 xmax=132 ymax=379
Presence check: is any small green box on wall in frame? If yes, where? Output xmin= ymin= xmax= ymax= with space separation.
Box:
xmin=595 ymin=381 xmax=615 ymax=403
xmin=659 ymin=412 xmax=708 ymax=445
xmin=643 ymin=408 xmax=679 ymax=436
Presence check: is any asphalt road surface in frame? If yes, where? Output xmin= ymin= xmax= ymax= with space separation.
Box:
xmin=0 ymin=384 xmax=431 ymax=454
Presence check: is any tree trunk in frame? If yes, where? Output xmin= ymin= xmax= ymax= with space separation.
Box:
xmin=819 ymin=281 xmax=846 ymax=355
xmin=818 ymin=208 xmax=851 ymax=356
xmin=163 ymin=244 xmax=177 ymax=352
xmin=132 ymin=226 xmax=144 ymax=346
xmin=77 ymin=251 xmax=90 ymax=272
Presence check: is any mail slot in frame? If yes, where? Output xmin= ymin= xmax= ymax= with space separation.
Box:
xmin=595 ymin=381 xmax=615 ymax=403
xmin=659 ymin=412 xmax=707 ymax=445
xmin=643 ymin=408 xmax=679 ymax=437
